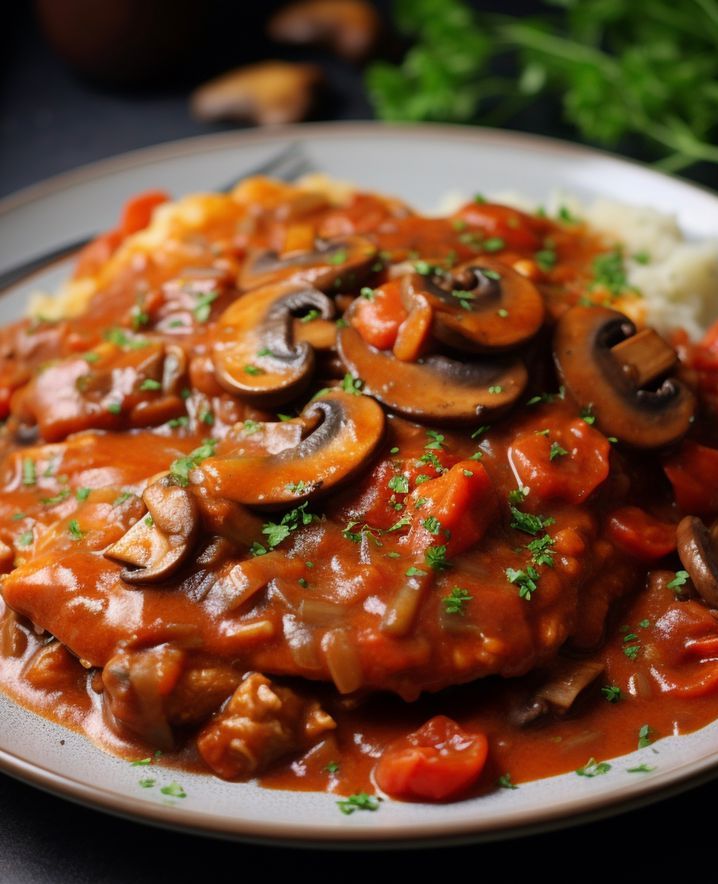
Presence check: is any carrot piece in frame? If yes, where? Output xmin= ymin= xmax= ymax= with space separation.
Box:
xmin=375 ymin=715 xmax=489 ymax=801
xmin=663 ymin=441 xmax=718 ymax=516
xmin=607 ymin=506 xmax=676 ymax=560
xmin=351 ymin=281 xmax=407 ymax=350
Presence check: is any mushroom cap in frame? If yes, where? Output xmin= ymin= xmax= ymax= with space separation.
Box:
xmin=403 ymin=259 xmax=545 ymax=353
xmin=677 ymin=515 xmax=718 ymax=608
xmin=239 ymin=234 xmax=376 ymax=293
xmin=337 ymin=322 xmax=527 ymax=426
xmin=553 ymin=305 xmax=695 ymax=449
xmin=213 ymin=281 xmax=334 ymax=407
xmin=197 ymin=389 xmax=386 ymax=506
xmin=104 ymin=476 xmax=200 ymax=584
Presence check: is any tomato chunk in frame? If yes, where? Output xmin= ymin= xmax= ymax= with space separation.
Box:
xmin=509 ymin=418 xmax=610 ymax=504
xmin=351 ymin=281 xmax=407 ymax=350
xmin=607 ymin=506 xmax=676 ymax=560
xmin=407 ymin=460 xmax=497 ymax=557
xmin=663 ymin=441 xmax=718 ymax=516
xmin=375 ymin=715 xmax=489 ymax=801
xmin=119 ymin=189 xmax=170 ymax=237
xmin=452 ymin=202 xmax=543 ymax=251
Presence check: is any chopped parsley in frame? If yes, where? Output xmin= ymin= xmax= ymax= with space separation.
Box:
xmin=193 ymin=290 xmax=219 ymax=323
xmin=106 ymin=402 xmax=122 ymax=415
xmin=360 ymin=287 xmax=375 ymax=300
xmin=601 ymin=684 xmax=622 ymax=704
xmin=534 ymin=248 xmax=557 ymax=271
xmin=637 ymin=724 xmax=654 ymax=749
xmin=406 ymin=565 xmax=427 ymax=578
xmin=169 ymin=438 xmax=218 ymax=486
xmin=160 ymin=782 xmax=187 ymax=799
xmin=580 ymin=405 xmax=596 ymax=425
xmin=336 ymin=793 xmax=380 ymax=815
xmin=75 ymin=487 xmax=90 ymax=501
xmin=139 ymin=378 xmax=162 ymax=391
xmin=425 ymin=430 xmax=445 ymax=450
xmin=68 ymin=519 xmax=85 ymax=541
xmin=483 ymin=237 xmax=505 ymax=252
xmin=425 ymin=544 xmax=449 ymax=571
xmin=285 ymin=480 xmax=310 ymax=495
xmin=41 ymin=489 xmax=71 ymax=506
xmin=341 ymin=373 xmax=363 ymax=396
xmin=17 ymin=530 xmax=33 ymax=547
xmin=509 ymin=505 xmax=555 ymax=536
xmin=22 ymin=458 xmax=36 ymax=486
xmin=388 ymin=474 xmax=409 ymax=494
xmin=112 ymin=491 xmax=134 ymax=507
xmin=422 ymin=516 xmax=442 ymax=535
xmin=526 ymin=533 xmax=555 ymax=567
xmin=243 ymin=364 xmax=264 ymax=376
xmin=576 ymin=758 xmax=611 ymax=778
xmin=104 ymin=327 xmax=149 ymax=349
xmin=591 ymin=247 xmax=632 ymax=298
xmin=327 ymin=248 xmax=348 ymax=266
xmin=138 ymin=778 xmax=156 ymax=789
xmin=667 ymin=570 xmax=689 ymax=595
xmin=506 ymin=565 xmax=540 ymax=600
xmin=488 ymin=385 xmax=503 ymax=395
xmin=627 ymin=764 xmax=656 ymax=773
xmin=243 ymin=419 xmax=261 ymax=435
xmin=253 ymin=502 xmax=317 ymax=555
xmin=549 ymin=441 xmax=568 ymax=461
xmin=324 ymin=761 xmax=340 ymax=774
xmin=443 ymin=586 xmax=473 ymax=615
xmin=498 ymin=772 xmax=518 ymax=790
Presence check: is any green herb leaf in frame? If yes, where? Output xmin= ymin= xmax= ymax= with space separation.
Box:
xmin=576 ymin=757 xmax=611 ymax=778
xmin=443 ymin=586 xmax=473 ymax=615
xmin=336 ymin=793 xmax=380 ymax=815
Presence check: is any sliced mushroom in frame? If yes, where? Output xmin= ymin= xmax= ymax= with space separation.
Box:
xmin=403 ymin=259 xmax=545 ymax=353
xmin=337 ymin=322 xmax=527 ymax=425
xmin=190 ymin=61 xmax=323 ymax=126
xmin=510 ymin=658 xmax=605 ymax=726
xmin=239 ymin=234 xmax=376 ymax=293
xmin=677 ymin=515 xmax=718 ymax=608
xmin=104 ymin=476 xmax=199 ymax=584
xmin=268 ymin=0 xmax=381 ymax=63
xmin=213 ymin=281 xmax=334 ymax=407
xmin=197 ymin=390 xmax=385 ymax=506
xmin=553 ymin=306 xmax=695 ymax=448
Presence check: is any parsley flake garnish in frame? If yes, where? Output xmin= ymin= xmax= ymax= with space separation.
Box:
xmin=169 ymin=439 xmax=218 ymax=486
xmin=549 ymin=441 xmax=568 ymax=461
xmin=576 ymin=758 xmax=611 ymax=778
xmin=506 ymin=565 xmax=540 ymax=600
xmin=336 ymin=793 xmax=380 ymax=815
xmin=425 ymin=544 xmax=450 ymax=571
xmin=601 ymin=684 xmax=622 ymax=703
xmin=509 ymin=505 xmax=555 ymax=536
xmin=68 ymin=519 xmax=85 ymax=541
xmin=443 ymin=586 xmax=473 ymax=615
xmin=637 ymin=724 xmax=654 ymax=749
xmin=160 ymin=782 xmax=187 ymax=799
xmin=498 ymin=772 xmax=518 ymax=790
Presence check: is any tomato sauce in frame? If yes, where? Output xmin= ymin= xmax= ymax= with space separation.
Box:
xmin=1 ymin=179 xmax=718 ymax=803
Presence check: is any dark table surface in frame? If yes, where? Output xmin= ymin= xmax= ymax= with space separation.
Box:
xmin=1 ymin=5 xmax=716 ymax=881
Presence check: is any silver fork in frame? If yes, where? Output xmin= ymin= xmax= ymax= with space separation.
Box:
xmin=0 ymin=141 xmax=314 ymax=293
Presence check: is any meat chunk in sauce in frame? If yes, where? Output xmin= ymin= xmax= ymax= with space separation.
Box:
xmin=196 ymin=672 xmax=335 ymax=779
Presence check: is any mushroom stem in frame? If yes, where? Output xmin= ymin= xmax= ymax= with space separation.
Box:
xmin=611 ymin=328 xmax=678 ymax=388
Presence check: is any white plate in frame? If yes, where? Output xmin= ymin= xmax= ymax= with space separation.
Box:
xmin=2 ymin=122 xmax=718 ymax=846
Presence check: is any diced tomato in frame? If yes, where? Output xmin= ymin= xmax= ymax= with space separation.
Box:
xmin=351 ymin=281 xmax=407 ymax=350
xmin=407 ymin=460 xmax=497 ymax=557
xmin=509 ymin=419 xmax=610 ymax=505
xmin=606 ymin=506 xmax=676 ymax=560
xmin=452 ymin=202 xmax=543 ymax=252
xmin=663 ymin=441 xmax=718 ymax=516
xmin=118 ymin=189 xmax=170 ymax=238
xmin=375 ymin=715 xmax=489 ymax=801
